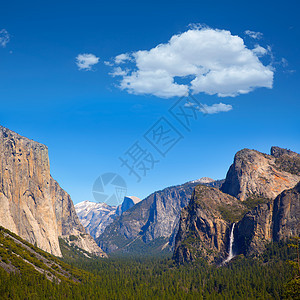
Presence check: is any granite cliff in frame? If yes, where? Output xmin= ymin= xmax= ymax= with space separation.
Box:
xmin=221 ymin=147 xmax=300 ymax=201
xmin=0 ymin=126 xmax=106 ymax=257
xmin=235 ymin=181 xmax=300 ymax=257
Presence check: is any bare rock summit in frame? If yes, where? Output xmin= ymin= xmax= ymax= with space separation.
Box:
xmin=221 ymin=147 xmax=300 ymax=201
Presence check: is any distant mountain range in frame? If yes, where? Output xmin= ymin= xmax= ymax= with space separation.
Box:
xmin=75 ymin=196 xmax=141 ymax=239
xmin=95 ymin=178 xmax=224 ymax=255
xmin=91 ymin=146 xmax=299 ymax=259
xmin=0 ymin=124 xmax=299 ymax=265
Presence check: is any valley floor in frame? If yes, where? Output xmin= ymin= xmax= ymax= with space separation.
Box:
xmin=0 ymin=240 xmax=299 ymax=299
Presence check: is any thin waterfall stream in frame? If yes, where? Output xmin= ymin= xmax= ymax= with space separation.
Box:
xmin=224 ymin=223 xmax=235 ymax=263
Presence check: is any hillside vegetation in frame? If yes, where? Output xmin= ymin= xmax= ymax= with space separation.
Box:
xmin=0 ymin=226 xmax=299 ymax=299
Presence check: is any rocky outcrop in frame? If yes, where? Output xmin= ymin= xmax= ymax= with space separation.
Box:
xmin=0 ymin=126 xmax=106 ymax=257
xmin=234 ymin=201 xmax=274 ymax=256
xmin=235 ymin=181 xmax=300 ymax=256
xmin=75 ymin=196 xmax=141 ymax=240
xmin=271 ymin=146 xmax=300 ymax=175
xmin=173 ymin=185 xmax=247 ymax=264
xmin=272 ymin=181 xmax=300 ymax=241
xmin=97 ymin=179 xmax=223 ymax=255
xmin=221 ymin=147 xmax=300 ymax=201
xmin=50 ymin=178 xmax=106 ymax=257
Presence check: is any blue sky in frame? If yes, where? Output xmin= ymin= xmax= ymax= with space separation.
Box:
xmin=1 ymin=0 xmax=299 ymax=204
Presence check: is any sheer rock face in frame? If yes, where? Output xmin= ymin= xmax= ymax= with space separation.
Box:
xmin=173 ymin=185 xmax=246 ymax=264
xmin=234 ymin=201 xmax=274 ymax=256
xmin=0 ymin=126 xmax=106 ymax=257
xmin=272 ymin=181 xmax=300 ymax=242
xmin=235 ymin=182 xmax=300 ymax=256
xmin=119 ymin=196 xmax=141 ymax=214
xmin=221 ymin=148 xmax=300 ymax=201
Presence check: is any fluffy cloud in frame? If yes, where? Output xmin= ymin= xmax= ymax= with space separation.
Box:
xmin=108 ymin=27 xmax=273 ymax=98
xmin=184 ymin=102 xmax=232 ymax=114
xmin=76 ymin=53 xmax=99 ymax=70
xmin=245 ymin=30 xmax=263 ymax=39
xmin=0 ymin=29 xmax=10 ymax=47
xmin=115 ymin=53 xmax=132 ymax=64
xmin=109 ymin=66 xmax=128 ymax=77
xmin=199 ymin=103 xmax=233 ymax=114
xmin=252 ymin=45 xmax=268 ymax=56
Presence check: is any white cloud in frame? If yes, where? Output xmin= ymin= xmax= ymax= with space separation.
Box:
xmin=119 ymin=69 xmax=189 ymax=98
xmin=109 ymin=66 xmax=128 ymax=77
xmin=184 ymin=101 xmax=232 ymax=114
xmin=252 ymin=45 xmax=268 ymax=57
xmin=104 ymin=61 xmax=113 ymax=66
xmin=188 ymin=23 xmax=209 ymax=30
xmin=199 ymin=103 xmax=233 ymax=114
xmin=184 ymin=101 xmax=196 ymax=108
xmin=245 ymin=30 xmax=263 ymax=39
xmin=76 ymin=53 xmax=99 ymax=70
xmin=109 ymin=27 xmax=273 ymax=98
xmin=115 ymin=53 xmax=132 ymax=64
xmin=281 ymin=57 xmax=288 ymax=67
xmin=0 ymin=29 xmax=10 ymax=47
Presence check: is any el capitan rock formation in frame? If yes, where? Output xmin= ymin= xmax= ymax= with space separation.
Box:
xmin=0 ymin=126 xmax=106 ymax=257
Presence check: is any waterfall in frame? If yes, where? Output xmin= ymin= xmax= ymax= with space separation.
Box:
xmin=224 ymin=223 xmax=235 ymax=263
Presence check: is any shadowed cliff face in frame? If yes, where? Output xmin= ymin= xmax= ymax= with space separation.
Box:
xmin=0 ymin=126 xmax=106 ymax=257
xmin=221 ymin=148 xmax=300 ymax=201
xmin=173 ymin=185 xmax=246 ymax=264
xmin=272 ymin=181 xmax=300 ymax=241
xmin=235 ymin=181 xmax=300 ymax=256
xmin=234 ymin=201 xmax=274 ymax=256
